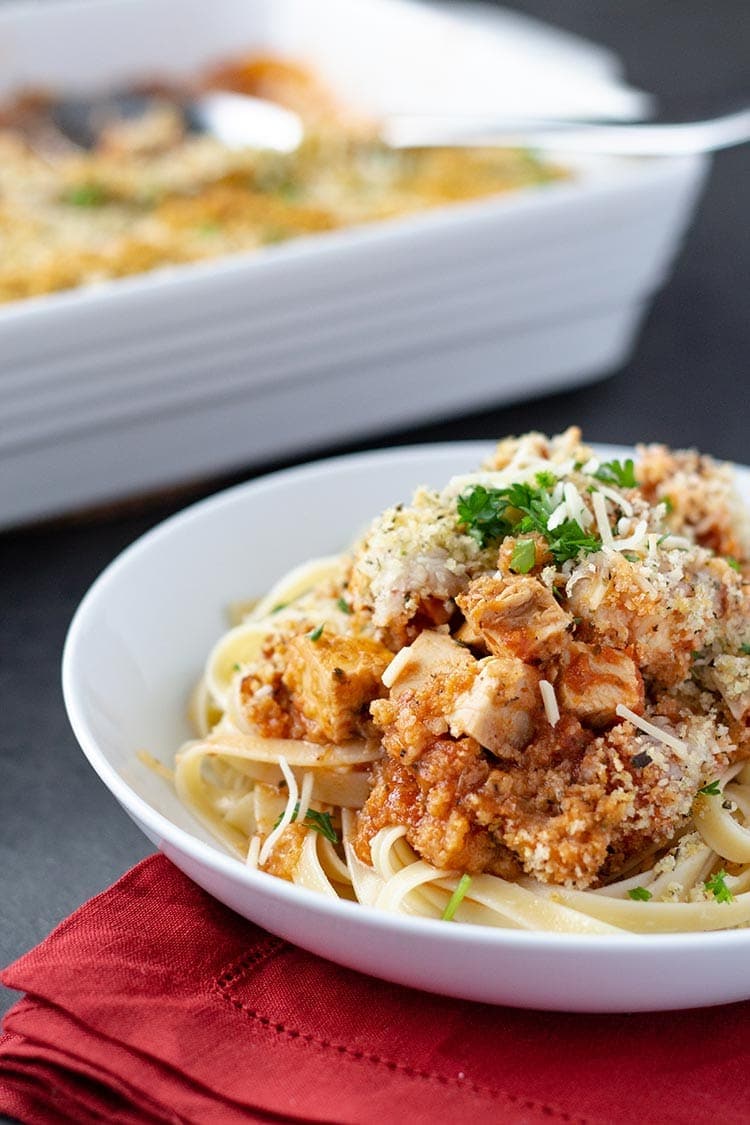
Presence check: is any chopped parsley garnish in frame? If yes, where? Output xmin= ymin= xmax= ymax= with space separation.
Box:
xmin=593 ymin=458 xmax=637 ymax=488
xmin=622 ymin=552 xmax=641 ymax=563
xmin=271 ymin=602 xmax=288 ymax=614
xmin=309 ymin=624 xmax=324 ymax=642
xmin=442 ymin=873 xmax=472 ymax=921
xmin=741 ymin=644 xmax=750 ymax=655
xmin=304 ymin=808 xmax=339 ymax=843
xmin=726 ymin=556 xmax=741 ymax=572
xmin=232 ymin=663 xmax=241 ymax=672
xmin=627 ymin=886 xmax=652 ymax=901
xmin=509 ymin=538 xmax=536 ymax=574
xmin=457 ymin=485 xmax=516 ymax=545
xmin=535 ymin=470 xmax=557 ymax=489
xmin=662 ymin=495 xmax=674 ymax=513
xmin=457 ymin=482 xmax=601 ymax=564
xmin=699 ymin=780 xmax=721 ymax=796
xmin=63 ymin=183 xmax=108 ymax=207
xmin=545 ymin=520 xmax=602 ymax=564
xmin=705 ymin=869 xmax=734 ymax=904
xmin=273 ymin=803 xmax=339 ymax=843
xmin=276 ymin=180 xmax=301 ymax=201
xmin=337 ymin=597 xmax=352 ymax=614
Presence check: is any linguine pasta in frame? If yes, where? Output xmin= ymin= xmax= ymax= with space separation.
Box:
xmin=175 ymin=430 xmax=750 ymax=934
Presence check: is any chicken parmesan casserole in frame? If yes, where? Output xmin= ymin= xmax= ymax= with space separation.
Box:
xmin=172 ymin=429 xmax=750 ymax=933
xmin=0 ymin=55 xmax=560 ymax=305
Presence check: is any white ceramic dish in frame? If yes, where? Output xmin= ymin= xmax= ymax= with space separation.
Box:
xmin=0 ymin=0 xmax=707 ymax=528
xmin=62 ymin=442 xmax=750 ymax=1013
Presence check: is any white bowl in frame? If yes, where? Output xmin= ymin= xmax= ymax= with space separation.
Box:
xmin=0 ymin=0 xmax=707 ymax=527
xmin=62 ymin=442 xmax=750 ymax=1012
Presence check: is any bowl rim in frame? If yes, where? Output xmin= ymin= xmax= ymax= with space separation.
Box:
xmin=62 ymin=439 xmax=750 ymax=953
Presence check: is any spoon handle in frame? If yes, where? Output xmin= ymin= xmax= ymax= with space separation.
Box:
xmin=382 ymin=106 xmax=750 ymax=156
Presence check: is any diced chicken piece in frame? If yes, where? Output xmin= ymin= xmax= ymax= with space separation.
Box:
xmin=566 ymin=550 xmax=735 ymax=691
xmin=282 ymin=633 xmax=393 ymax=742
xmin=454 ymin=616 xmax=488 ymax=651
xmin=382 ymin=628 xmax=475 ymax=693
xmin=372 ymin=631 xmax=478 ymax=765
xmin=449 ymin=655 xmax=541 ymax=757
xmin=558 ymin=642 xmax=644 ymax=728
xmin=457 ymin=574 xmax=572 ymax=663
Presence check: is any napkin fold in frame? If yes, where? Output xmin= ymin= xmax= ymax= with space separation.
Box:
xmin=1 ymin=855 xmax=749 ymax=1125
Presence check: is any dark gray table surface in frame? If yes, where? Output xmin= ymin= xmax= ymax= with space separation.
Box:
xmin=1 ymin=0 xmax=748 ymax=1058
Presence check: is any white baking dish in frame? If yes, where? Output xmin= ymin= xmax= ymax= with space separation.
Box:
xmin=0 ymin=0 xmax=707 ymax=526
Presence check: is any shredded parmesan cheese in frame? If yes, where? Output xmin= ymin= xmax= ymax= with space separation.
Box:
xmin=612 ymin=519 xmax=648 ymax=553
xmin=540 ymin=680 xmax=560 ymax=727
xmin=615 ymin=704 xmax=688 ymax=760
xmin=547 ymin=482 xmax=592 ymax=531
xmin=591 ymin=490 xmax=614 ymax=547
xmin=595 ymin=483 xmax=633 ymax=517
xmin=296 ymin=770 xmax=315 ymax=825
xmin=382 ymin=646 xmax=415 ymax=688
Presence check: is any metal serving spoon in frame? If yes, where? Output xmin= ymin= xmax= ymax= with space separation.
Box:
xmin=46 ymin=89 xmax=304 ymax=154
xmin=45 ymin=88 xmax=750 ymax=157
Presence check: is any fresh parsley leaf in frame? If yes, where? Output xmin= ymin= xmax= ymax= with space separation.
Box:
xmin=304 ymin=808 xmax=339 ymax=843
xmin=309 ymin=624 xmax=324 ymax=641
xmin=272 ymin=803 xmax=339 ymax=843
xmin=705 ymin=869 xmax=734 ymax=903
xmin=593 ymin=459 xmax=637 ymax=489
xmin=456 ymin=483 xmax=600 ymax=565
xmin=337 ymin=597 xmax=352 ymax=614
xmin=535 ymin=470 xmax=557 ymax=489
xmin=456 ymin=485 xmax=515 ymax=546
xmin=442 ymin=873 xmax=472 ymax=921
xmin=741 ymin=644 xmax=750 ymax=655
xmin=726 ymin=556 xmax=741 ymax=572
xmin=699 ymin=780 xmax=721 ymax=796
xmin=509 ymin=538 xmax=536 ymax=574
xmin=63 ymin=183 xmax=108 ymax=207
xmin=627 ymin=886 xmax=652 ymax=901
xmin=545 ymin=518 xmax=601 ymax=564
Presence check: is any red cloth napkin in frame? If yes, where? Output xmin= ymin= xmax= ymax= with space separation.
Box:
xmin=1 ymin=856 xmax=749 ymax=1125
